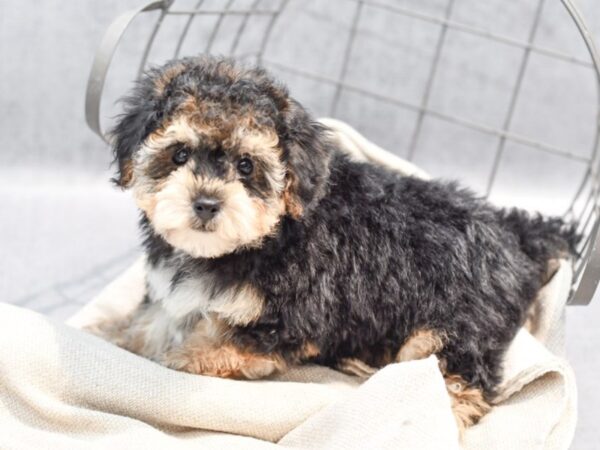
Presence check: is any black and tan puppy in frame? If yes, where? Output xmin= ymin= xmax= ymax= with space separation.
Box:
xmin=92 ymin=56 xmax=579 ymax=432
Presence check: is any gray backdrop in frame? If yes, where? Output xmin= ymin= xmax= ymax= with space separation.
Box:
xmin=1 ymin=0 xmax=599 ymax=447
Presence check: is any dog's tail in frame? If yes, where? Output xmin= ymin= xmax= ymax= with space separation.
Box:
xmin=497 ymin=208 xmax=581 ymax=265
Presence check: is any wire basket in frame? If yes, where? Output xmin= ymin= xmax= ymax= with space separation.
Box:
xmin=85 ymin=0 xmax=600 ymax=305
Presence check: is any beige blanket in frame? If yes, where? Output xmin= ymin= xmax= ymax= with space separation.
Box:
xmin=0 ymin=119 xmax=576 ymax=449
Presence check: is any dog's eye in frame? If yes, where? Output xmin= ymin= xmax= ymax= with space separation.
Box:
xmin=172 ymin=148 xmax=190 ymax=165
xmin=237 ymin=157 xmax=254 ymax=176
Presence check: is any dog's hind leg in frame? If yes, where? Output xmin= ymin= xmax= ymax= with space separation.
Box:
xmin=445 ymin=375 xmax=491 ymax=436
xmin=395 ymin=328 xmax=445 ymax=363
xmin=395 ymin=329 xmax=490 ymax=436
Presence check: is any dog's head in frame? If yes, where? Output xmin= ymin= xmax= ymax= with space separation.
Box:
xmin=111 ymin=57 xmax=330 ymax=258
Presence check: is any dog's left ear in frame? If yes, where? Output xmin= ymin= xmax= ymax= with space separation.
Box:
xmin=281 ymin=100 xmax=331 ymax=219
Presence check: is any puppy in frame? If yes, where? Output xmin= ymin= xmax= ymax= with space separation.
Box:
xmin=91 ymin=56 xmax=579 ymax=432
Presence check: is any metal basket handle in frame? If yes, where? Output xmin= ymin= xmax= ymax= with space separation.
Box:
xmin=85 ymin=0 xmax=172 ymax=143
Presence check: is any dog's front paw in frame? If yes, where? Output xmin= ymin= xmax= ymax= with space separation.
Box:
xmin=162 ymin=345 xmax=285 ymax=379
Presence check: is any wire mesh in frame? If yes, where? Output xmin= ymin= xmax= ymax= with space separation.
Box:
xmin=85 ymin=0 xmax=600 ymax=304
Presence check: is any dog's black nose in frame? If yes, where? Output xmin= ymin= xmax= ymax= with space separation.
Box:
xmin=193 ymin=196 xmax=221 ymax=221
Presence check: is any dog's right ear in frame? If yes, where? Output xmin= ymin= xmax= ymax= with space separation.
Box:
xmin=110 ymin=85 xmax=162 ymax=188
xmin=280 ymin=99 xmax=332 ymax=219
